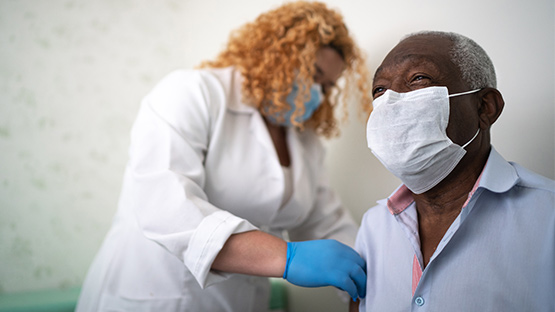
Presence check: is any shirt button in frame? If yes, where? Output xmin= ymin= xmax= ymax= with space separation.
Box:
xmin=415 ymin=296 xmax=425 ymax=306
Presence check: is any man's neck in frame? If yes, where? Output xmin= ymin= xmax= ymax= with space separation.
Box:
xmin=414 ymin=146 xmax=490 ymax=215
xmin=413 ymin=146 xmax=490 ymax=267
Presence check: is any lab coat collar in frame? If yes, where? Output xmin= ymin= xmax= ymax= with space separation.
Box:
xmin=212 ymin=66 xmax=313 ymax=216
xmin=222 ymin=67 xmax=258 ymax=114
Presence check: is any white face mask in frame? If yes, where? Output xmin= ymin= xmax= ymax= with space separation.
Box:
xmin=366 ymin=86 xmax=480 ymax=194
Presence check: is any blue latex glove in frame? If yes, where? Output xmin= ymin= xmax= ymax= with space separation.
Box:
xmin=282 ymin=239 xmax=367 ymax=301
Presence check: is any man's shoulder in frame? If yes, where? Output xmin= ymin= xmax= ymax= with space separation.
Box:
xmin=511 ymin=161 xmax=555 ymax=194
xmin=482 ymin=147 xmax=554 ymax=198
xmin=481 ymin=157 xmax=555 ymax=215
xmin=360 ymin=200 xmax=394 ymax=227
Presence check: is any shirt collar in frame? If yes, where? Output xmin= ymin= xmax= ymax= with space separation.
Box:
xmin=387 ymin=185 xmax=414 ymax=215
xmin=386 ymin=146 xmax=520 ymax=215
xmin=477 ymin=146 xmax=519 ymax=193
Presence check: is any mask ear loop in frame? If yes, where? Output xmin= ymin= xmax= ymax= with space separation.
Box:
xmin=462 ymin=128 xmax=480 ymax=149
xmin=449 ymin=88 xmax=482 ymax=98
xmin=449 ymin=88 xmax=482 ymax=149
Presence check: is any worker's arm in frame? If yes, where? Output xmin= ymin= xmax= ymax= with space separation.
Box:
xmin=212 ymin=230 xmax=367 ymax=301
xmin=349 ymin=298 xmax=360 ymax=312
xmin=212 ymin=230 xmax=287 ymax=277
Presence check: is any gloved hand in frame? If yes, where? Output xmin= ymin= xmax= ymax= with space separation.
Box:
xmin=282 ymin=239 xmax=367 ymax=301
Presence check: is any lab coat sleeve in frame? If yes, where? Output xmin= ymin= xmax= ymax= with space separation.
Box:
xmin=127 ymin=70 xmax=257 ymax=288
xmin=287 ymin=143 xmax=358 ymax=247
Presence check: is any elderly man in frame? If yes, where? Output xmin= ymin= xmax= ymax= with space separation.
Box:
xmin=351 ymin=31 xmax=555 ymax=311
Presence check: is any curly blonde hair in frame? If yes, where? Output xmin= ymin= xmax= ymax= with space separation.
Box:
xmin=199 ymin=1 xmax=371 ymax=137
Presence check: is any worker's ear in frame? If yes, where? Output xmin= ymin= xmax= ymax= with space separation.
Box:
xmin=477 ymin=88 xmax=504 ymax=129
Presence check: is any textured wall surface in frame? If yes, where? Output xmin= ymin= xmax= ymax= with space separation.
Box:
xmin=1 ymin=1 xmax=553 ymax=310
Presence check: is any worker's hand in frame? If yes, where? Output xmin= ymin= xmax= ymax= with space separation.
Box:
xmin=282 ymin=239 xmax=367 ymax=301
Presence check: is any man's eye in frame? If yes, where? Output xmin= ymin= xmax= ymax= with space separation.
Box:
xmin=411 ymin=75 xmax=429 ymax=82
xmin=372 ymin=87 xmax=386 ymax=98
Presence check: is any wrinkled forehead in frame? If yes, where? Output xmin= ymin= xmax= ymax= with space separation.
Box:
xmin=374 ymin=35 xmax=458 ymax=80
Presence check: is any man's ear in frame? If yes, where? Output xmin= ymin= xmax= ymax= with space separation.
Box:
xmin=478 ymin=88 xmax=504 ymax=129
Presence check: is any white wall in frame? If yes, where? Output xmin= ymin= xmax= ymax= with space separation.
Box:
xmin=0 ymin=0 xmax=553 ymax=310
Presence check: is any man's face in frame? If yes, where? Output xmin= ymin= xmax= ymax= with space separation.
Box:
xmin=372 ymin=35 xmax=479 ymax=146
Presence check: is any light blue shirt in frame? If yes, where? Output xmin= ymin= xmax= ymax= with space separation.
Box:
xmin=355 ymin=147 xmax=555 ymax=312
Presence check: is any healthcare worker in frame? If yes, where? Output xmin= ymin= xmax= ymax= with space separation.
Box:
xmin=76 ymin=2 xmax=372 ymax=311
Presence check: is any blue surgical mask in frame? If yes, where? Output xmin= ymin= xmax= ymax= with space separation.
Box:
xmin=267 ymin=83 xmax=324 ymax=126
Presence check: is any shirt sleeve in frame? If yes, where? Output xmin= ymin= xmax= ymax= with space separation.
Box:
xmin=126 ymin=70 xmax=257 ymax=288
xmin=354 ymin=212 xmax=370 ymax=310
xmin=354 ymin=212 xmax=369 ymax=259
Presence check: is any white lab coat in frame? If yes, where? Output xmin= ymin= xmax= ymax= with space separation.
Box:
xmin=76 ymin=67 xmax=358 ymax=312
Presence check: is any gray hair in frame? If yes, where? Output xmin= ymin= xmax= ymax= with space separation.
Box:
xmin=403 ymin=31 xmax=497 ymax=89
